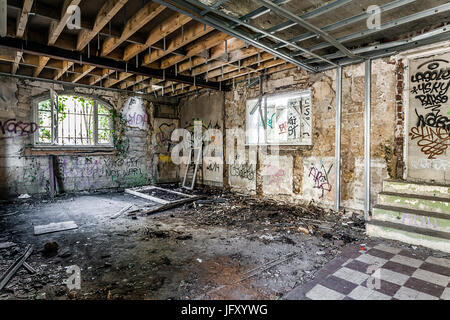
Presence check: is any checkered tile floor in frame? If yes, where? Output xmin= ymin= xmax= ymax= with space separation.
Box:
xmin=285 ymin=242 xmax=450 ymax=300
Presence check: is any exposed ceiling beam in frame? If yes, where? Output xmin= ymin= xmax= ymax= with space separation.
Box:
xmin=101 ymin=2 xmax=165 ymax=56
xmin=55 ymin=0 xmax=129 ymax=80
xmin=77 ymin=0 xmax=129 ymax=51
xmin=0 ymin=36 xmax=227 ymax=90
xmin=160 ymin=31 xmax=231 ymax=69
xmin=35 ymin=0 xmax=82 ymax=77
xmin=12 ymin=0 xmax=33 ymax=74
xmin=143 ymin=21 xmax=214 ymax=65
xmin=122 ymin=11 xmax=191 ymax=61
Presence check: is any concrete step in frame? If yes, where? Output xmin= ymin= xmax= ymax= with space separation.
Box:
xmin=366 ymin=220 xmax=450 ymax=253
xmin=383 ymin=180 xmax=450 ymax=199
xmin=373 ymin=205 xmax=450 ymax=233
xmin=378 ymin=192 xmax=450 ymax=215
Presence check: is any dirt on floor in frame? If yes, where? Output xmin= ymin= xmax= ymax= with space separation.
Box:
xmin=0 ymin=185 xmax=368 ymax=300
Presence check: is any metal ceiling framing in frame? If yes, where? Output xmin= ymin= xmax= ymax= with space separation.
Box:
xmin=155 ymin=0 xmax=450 ymax=77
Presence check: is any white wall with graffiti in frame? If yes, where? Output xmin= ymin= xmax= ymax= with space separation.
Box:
xmin=302 ymin=157 xmax=335 ymax=204
xmin=407 ymin=50 xmax=450 ymax=183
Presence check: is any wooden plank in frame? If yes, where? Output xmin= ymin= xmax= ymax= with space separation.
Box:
xmin=143 ymin=196 xmax=205 ymax=215
xmin=71 ymin=65 xmax=95 ymax=83
xmin=110 ymin=204 xmax=133 ymax=219
xmin=77 ymin=0 xmax=129 ymax=51
xmin=34 ymin=221 xmax=78 ymax=235
xmin=16 ymin=0 xmax=34 ymax=38
xmin=151 ymin=186 xmax=195 ymax=198
xmin=125 ymin=188 xmax=169 ymax=204
xmin=49 ymin=0 xmax=82 ymax=45
xmin=0 ymin=245 xmax=33 ymax=291
xmin=123 ymin=12 xmax=191 ymax=61
xmin=101 ymin=2 xmax=165 ymax=56
xmin=12 ymin=0 xmax=33 ymax=74
xmin=35 ymin=0 xmax=81 ymax=77
xmin=54 ymin=0 xmax=128 ymax=80
xmin=160 ymin=31 xmax=232 ymax=69
xmin=143 ymin=22 xmax=214 ymax=65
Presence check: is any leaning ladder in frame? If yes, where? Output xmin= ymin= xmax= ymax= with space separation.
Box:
xmin=182 ymin=147 xmax=202 ymax=190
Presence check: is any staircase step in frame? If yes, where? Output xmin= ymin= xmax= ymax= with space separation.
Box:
xmin=373 ymin=205 xmax=450 ymax=233
xmin=383 ymin=180 xmax=450 ymax=199
xmin=366 ymin=220 xmax=450 ymax=253
xmin=378 ymin=192 xmax=450 ymax=214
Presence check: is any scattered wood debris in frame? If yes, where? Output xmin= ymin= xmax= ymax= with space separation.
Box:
xmin=34 ymin=221 xmax=78 ymax=235
xmin=0 ymin=245 xmax=34 ymax=291
xmin=110 ymin=204 xmax=133 ymax=219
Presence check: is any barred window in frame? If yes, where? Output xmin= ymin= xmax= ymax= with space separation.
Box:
xmin=34 ymin=93 xmax=113 ymax=147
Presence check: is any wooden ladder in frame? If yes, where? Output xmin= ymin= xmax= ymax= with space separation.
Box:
xmin=182 ymin=147 xmax=202 ymax=190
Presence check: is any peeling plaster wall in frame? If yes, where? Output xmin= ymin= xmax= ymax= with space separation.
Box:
xmin=224 ymin=57 xmax=397 ymax=212
xmin=0 ymin=77 xmax=158 ymax=198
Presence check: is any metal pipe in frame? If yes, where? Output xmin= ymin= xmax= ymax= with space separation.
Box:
xmin=334 ymin=66 xmax=342 ymax=212
xmin=364 ymin=59 xmax=372 ymax=221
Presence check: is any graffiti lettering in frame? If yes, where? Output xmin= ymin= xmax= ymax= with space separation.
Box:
xmin=230 ymin=162 xmax=255 ymax=181
xmin=402 ymin=213 xmax=441 ymax=231
xmin=0 ymin=118 xmax=39 ymax=139
xmin=206 ymin=162 xmax=220 ymax=172
xmin=410 ymin=59 xmax=450 ymax=159
xmin=409 ymin=126 xmax=450 ymax=159
xmin=308 ymin=163 xmax=333 ymax=199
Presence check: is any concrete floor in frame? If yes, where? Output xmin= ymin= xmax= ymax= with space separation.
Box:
xmin=2 ymin=189 xmax=441 ymax=300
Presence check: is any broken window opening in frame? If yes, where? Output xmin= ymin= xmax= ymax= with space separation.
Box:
xmin=246 ymin=90 xmax=312 ymax=146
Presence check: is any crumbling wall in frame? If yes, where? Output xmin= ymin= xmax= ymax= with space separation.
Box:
xmin=224 ymin=57 xmax=397 ymax=213
xmin=0 ymin=77 xmax=157 ymax=198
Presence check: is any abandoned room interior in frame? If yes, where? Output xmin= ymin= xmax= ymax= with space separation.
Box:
xmin=0 ymin=0 xmax=449 ymax=303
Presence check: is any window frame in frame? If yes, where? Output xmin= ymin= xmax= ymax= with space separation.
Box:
xmin=32 ymin=91 xmax=115 ymax=149
xmin=245 ymin=90 xmax=313 ymax=146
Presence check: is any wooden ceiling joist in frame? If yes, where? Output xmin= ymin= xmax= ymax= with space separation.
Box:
xmin=0 ymin=36 xmax=226 ymax=90
xmin=143 ymin=21 xmax=214 ymax=65
xmin=12 ymin=0 xmax=33 ymax=75
xmin=123 ymin=11 xmax=191 ymax=62
xmin=101 ymin=1 xmax=165 ymax=57
xmin=34 ymin=0 xmax=82 ymax=77
xmin=55 ymin=0 xmax=129 ymax=81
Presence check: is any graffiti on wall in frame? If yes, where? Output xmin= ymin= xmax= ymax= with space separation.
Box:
xmin=308 ymin=162 xmax=333 ymax=199
xmin=122 ymin=97 xmax=148 ymax=130
xmin=26 ymin=156 xmax=147 ymax=191
xmin=230 ymin=162 xmax=255 ymax=181
xmin=0 ymin=119 xmax=39 ymax=139
xmin=262 ymin=165 xmax=286 ymax=191
xmin=409 ymin=58 xmax=450 ymax=159
xmin=153 ymin=122 xmax=176 ymax=163
xmin=401 ymin=213 xmax=442 ymax=231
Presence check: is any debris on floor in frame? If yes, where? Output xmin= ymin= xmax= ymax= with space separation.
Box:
xmin=34 ymin=221 xmax=79 ymax=236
